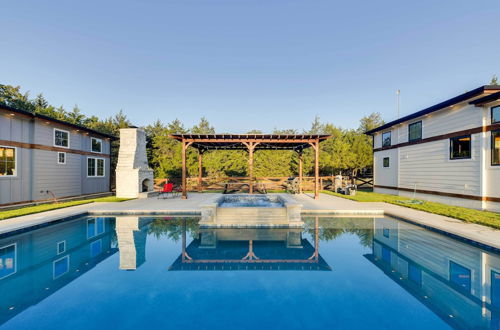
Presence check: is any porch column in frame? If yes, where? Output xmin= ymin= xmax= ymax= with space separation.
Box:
xmin=198 ymin=150 xmax=204 ymax=193
xmin=298 ymin=150 xmax=303 ymax=194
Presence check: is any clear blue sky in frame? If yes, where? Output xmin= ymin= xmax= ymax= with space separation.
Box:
xmin=2 ymin=0 xmax=499 ymax=132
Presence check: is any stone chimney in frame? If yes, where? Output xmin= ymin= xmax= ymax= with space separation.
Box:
xmin=116 ymin=127 xmax=154 ymax=198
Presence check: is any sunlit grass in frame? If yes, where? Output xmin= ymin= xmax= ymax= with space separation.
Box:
xmin=322 ymin=190 xmax=500 ymax=229
xmin=0 ymin=197 xmax=132 ymax=220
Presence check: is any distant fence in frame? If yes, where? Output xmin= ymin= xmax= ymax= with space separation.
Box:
xmin=155 ymin=175 xmax=373 ymax=192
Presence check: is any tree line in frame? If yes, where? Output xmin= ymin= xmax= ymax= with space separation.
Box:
xmin=1 ymin=83 xmax=384 ymax=182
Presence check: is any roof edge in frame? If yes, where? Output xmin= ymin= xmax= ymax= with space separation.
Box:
xmin=365 ymin=85 xmax=500 ymax=135
xmin=0 ymin=104 xmax=117 ymax=139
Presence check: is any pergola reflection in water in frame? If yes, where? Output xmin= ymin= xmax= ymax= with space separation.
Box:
xmin=168 ymin=218 xmax=331 ymax=271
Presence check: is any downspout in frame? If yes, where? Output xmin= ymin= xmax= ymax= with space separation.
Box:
xmin=479 ymin=106 xmax=487 ymax=210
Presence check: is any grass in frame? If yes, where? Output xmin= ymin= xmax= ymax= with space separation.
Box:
xmin=322 ymin=190 xmax=500 ymax=229
xmin=0 ymin=196 xmax=132 ymax=221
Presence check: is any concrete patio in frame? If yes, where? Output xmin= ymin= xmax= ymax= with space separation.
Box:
xmin=0 ymin=192 xmax=499 ymax=250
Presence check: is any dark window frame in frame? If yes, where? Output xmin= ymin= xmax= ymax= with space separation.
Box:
xmin=449 ymin=135 xmax=472 ymax=160
xmin=492 ymin=105 xmax=500 ymax=124
xmin=408 ymin=121 xmax=422 ymax=142
xmin=492 ymin=129 xmax=500 ymax=166
xmin=383 ymin=157 xmax=390 ymax=168
xmin=382 ymin=131 xmax=391 ymax=147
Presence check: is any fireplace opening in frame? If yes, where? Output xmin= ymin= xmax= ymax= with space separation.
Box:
xmin=142 ymin=179 xmax=150 ymax=192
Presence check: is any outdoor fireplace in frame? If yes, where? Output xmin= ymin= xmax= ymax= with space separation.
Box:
xmin=116 ymin=127 xmax=154 ymax=198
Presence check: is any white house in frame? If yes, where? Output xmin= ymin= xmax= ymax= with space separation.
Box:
xmin=366 ymin=85 xmax=500 ymax=211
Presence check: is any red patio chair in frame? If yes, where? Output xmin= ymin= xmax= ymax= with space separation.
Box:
xmin=158 ymin=183 xmax=174 ymax=199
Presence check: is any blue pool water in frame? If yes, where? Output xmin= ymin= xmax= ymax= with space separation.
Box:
xmin=0 ymin=215 xmax=498 ymax=329
xmin=218 ymin=195 xmax=284 ymax=207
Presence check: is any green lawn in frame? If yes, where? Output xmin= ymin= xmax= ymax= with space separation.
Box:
xmin=0 ymin=196 xmax=132 ymax=221
xmin=322 ymin=190 xmax=500 ymax=229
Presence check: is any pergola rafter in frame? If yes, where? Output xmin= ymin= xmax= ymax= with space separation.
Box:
xmin=170 ymin=134 xmax=331 ymax=200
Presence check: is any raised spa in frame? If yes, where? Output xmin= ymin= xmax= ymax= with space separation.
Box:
xmin=199 ymin=194 xmax=303 ymax=228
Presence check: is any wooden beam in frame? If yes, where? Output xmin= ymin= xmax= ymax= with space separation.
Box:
xmin=181 ymin=140 xmax=188 ymax=199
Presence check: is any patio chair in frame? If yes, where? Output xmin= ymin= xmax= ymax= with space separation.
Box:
xmin=158 ymin=183 xmax=175 ymax=199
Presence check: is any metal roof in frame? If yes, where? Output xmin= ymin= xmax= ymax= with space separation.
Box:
xmin=0 ymin=104 xmax=116 ymax=139
xmin=365 ymin=85 xmax=500 ymax=135
xmin=170 ymin=134 xmax=331 ymax=151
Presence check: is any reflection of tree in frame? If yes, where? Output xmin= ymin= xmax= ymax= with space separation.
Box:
xmin=147 ymin=217 xmax=200 ymax=241
xmin=303 ymin=217 xmax=374 ymax=248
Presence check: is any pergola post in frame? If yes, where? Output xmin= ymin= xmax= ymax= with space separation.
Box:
xmin=309 ymin=140 xmax=320 ymax=200
xmin=198 ymin=150 xmax=204 ymax=193
xmin=314 ymin=139 xmax=319 ymax=199
xmin=297 ymin=150 xmax=303 ymax=194
xmin=181 ymin=140 xmax=193 ymax=199
xmin=243 ymin=141 xmax=260 ymax=194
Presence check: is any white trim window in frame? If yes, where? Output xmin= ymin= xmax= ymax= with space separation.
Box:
xmin=91 ymin=137 xmax=102 ymax=153
xmin=87 ymin=157 xmax=105 ymax=177
xmin=0 ymin=146 xmax=16 ymax=177
xmin=53 ymin=255 xmax=70 ymax=279
xmin=57 ymin=152 xmax=66 ymax=164
xmin=57 ymin=241 xmax=66 ymax=255
xmin=54 ymin=128 xmax=70 ymax=148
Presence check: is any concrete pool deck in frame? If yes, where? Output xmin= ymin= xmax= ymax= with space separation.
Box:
xmin=0 ymin=192 xmax=499 ymax=250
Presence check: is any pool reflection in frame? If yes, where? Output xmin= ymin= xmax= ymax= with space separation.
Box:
xmin=0 ymin=217 xmax=117 ymax=325
xmin=365 ymin=217 xmax=500 ymax=330
xmin=0 ymin=215 xmax=499 ymax=329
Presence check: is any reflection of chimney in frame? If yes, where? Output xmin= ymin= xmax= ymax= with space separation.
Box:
xmin=116 ymin=217 xmax=147 ymax=270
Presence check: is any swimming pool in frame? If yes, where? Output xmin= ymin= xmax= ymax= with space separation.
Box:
xmin=0 ymin=215 xmax=498 ymax=329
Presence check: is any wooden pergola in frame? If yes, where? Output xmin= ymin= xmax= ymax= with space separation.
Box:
xmin=170 ymin=134 xmax=331 ymax=200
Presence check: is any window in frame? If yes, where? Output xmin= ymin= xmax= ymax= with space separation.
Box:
xmin=87 ymin=158 xmax=105 ymax=177
xmin=97 ymin=159 xmax=104 ymax=176
xmin=450 ymin=135 xmax=471 ymax=159
xmin=383 ymin=228 xmax=390 ymax=238
xmin=492 ymin=106 xmax=500 ymax=124
xmin=408 ymin=264 xmax=422 ymax=286
xmin=381 ymin=246 xmax=391 ymax=263
xmin=383 ymin=157 xmax=390 ymax=167
xmin=449 ymin=261 xmax=471 ymax=292
xmin=87 ymin=218 xmax=105 ymax=239
xmin=53 ymin=256 xmax=69 ymax=279
xmin=493 ymin=130 xmax=500 ymax=166
xmin=382 ymin=131 xmax=391 ymax=147
xmin=57 ymin=152 xmax=66 ymax=164
xmin=54 ymin=129 xmax=69 ymax=148
xmin=408 ymin=121 xmax=422 ymax=142
xmin=0 ymin=243 xmax=16 ymax=279
xmin=0 ymin=146 xmax=16 ymax=176
xmin=57 ymin=241 xmax=66 ymax=254
xmin=492 ymin=270 xmax=500 ymax=309
xmin=90 ymin=239 xmax=102 ymax=257
xmin=91 ymin=138 xmax=102 ymax=153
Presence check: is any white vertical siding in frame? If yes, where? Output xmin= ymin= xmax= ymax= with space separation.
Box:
xmin=373 ymin=149 xmax=398 ymax=187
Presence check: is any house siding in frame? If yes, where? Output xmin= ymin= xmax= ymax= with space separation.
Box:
xmin=0 ymin=110 xmax=111 ymax=205
xmin=372 ymin=97 xmax=499 ymax=211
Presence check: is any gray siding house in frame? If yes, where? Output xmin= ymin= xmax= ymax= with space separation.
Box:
xmin=0 ymin=104 xmax=114 ymax=206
